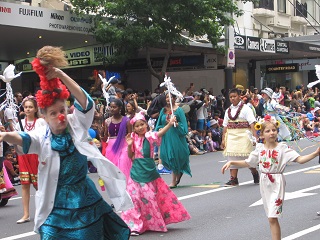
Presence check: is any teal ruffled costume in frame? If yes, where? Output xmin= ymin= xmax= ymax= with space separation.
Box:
xmin=155 ymin=107 xmax=191 ymax=176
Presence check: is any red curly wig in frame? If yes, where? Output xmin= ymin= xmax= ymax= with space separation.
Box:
xmin=32 ymin=46 xmax=70 ymax=109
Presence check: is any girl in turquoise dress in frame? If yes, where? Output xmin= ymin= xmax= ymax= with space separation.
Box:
xmin=0 ymin=46 xmax=131 ymax=239
xmin=155 ymin=92 xmax=191 ymax=188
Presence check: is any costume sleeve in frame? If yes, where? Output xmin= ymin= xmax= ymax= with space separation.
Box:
xmin=145 ymin=131 xmax=161 ymax=146
xmin=283 ymin=144 xmax=300 ymax=163
xmin=155 ymin=108 xmax=165 ymax=130
xmin=174 ymin=107 xmax=189 ymax=136
xmin=18 ymin=132 xmax=32 ymax=154
xmin=243 ymin=105 xmax=256 ymax=124
xmin=73 ymin=88 xmax=93 ymax=113
xmin=71 ymin=88 xmax=95 ymax=131
xmin=222 ymin=108 xmax=229 ymax=127
xmin=245 ymin=143 xmax=262 ymax=167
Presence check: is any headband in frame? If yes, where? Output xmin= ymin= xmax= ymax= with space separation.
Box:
xmin=32 ymin=58 xmax=70 ymax=108
xmin=130 ymin=112 xmax=146 ymax=126
xmin=254 ymin=115 xmax=280 ymax=130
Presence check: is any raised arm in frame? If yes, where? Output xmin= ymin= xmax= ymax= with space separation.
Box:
xmin=46 ymin=67 xmax=87 ymax=109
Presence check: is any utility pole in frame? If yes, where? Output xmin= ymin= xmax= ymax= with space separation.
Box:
xmin=224 ymin=25 xmax=235 ymax=108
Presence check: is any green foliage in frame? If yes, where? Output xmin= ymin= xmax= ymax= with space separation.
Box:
xmin=71 ymin=0 xmax=247 ymax=79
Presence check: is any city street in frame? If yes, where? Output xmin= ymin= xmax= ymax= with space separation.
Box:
xmin=1 ymin=138 xmax=320 ymax=240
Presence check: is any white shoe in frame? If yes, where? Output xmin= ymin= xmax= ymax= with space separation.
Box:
xmin=157 ymin=164 xmax=164 ymax=170
xmin=16 ymin=217 xmax=31 ymax=224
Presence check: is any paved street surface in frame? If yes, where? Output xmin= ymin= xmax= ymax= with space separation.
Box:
xmin=1 ymin=138 xmax=320 ymax=240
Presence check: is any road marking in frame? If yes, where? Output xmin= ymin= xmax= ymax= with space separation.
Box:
xmin=192 ymin=184 xmax=220 ymax=188
xmin=4 ymin=165 xmax=320 ymax=239
xmin=178 ymin=165 xmax=320 ymax=201
xmin=305 ymin=167 xmax=320 ymax=174
xmin=250 ymin=188 xmax=319 ymax=207
xmin=1 ymin=232 xmax=36 ymax=240
xmin=282 ymin=223 xmax=320 ymax=240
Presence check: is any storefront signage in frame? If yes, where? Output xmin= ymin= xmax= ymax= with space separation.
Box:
xmin=0 ymin=6 xmax=11 ymax=13
xmin=260 ymin=38 xmax=275 ymax=53
xmin=204 ymin=54 xmax=217 ymax=69
xmin=0 ymin=2 xmax=93 ymax=34
xmin=19 ymin=8 xmax=43 ymax=17
xmin=308 ymin=45 xmax=320 ymax=52
xmin=247 ymin=36 xmax=260 ymax=51
xmin=14 ymin=44 xmax=115 ymax=71
xmin=125 ymin=55 xmax=204 ymax=69
xmin=284 ymin=59 xmax=320 ymax=71
xmin=275 ymin=41 xmax=289 ymax=54
xmin=234 ymin=35 xmax=246 ymax=50
xmin=266 ymin=63 xmax=299 ymax=73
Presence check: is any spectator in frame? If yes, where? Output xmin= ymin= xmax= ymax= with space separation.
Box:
xmin=3 ymin=150 xmax=20 ymax=185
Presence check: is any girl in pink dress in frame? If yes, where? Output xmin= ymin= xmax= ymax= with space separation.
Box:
xmin=222 ymin=115 xmax=320 ymax=240
xmin=121 ymin=113 xmax=190 ymax=236
xmin=102 ymin=99 xmax=132 ymax=182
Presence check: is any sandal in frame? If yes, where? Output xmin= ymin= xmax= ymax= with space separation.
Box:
xmin=176 ymin=173 xmax=183 ymax=186
xmin=169 ymin=184 xmax=177 ymax=189
xmin=131 ymin=231 xmax=140 ymax=236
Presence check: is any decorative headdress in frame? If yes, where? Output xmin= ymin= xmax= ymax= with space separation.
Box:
xmin=130 ymin=112 xmax=146 ymax=126
xmin=307 ymin=65 xmax=320 ymax=88
xmin=254 ymin=114 xmax=280 ymax=131
xmin=0 ymin=64 xmax=22 ymax=112
xmin=32 ymin=46 xmax=70 ymax=109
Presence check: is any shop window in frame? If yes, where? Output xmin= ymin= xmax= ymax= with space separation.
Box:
xmin=254 ymin=0 xmax=274 ymax=10
xmin=278 ymin=0 xmax=286 ymax=13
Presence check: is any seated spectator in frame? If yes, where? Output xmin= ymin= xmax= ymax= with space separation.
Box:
xmin=3 ymin=151 xmax=20 ymax=185
xmin=208 ymin=119 xmax=222 ymax=149
xmin=205 ymin=130 xmax=217 ymax=152
xmin=194 ymin=129 xmax=205 ymax=151
xmin=186 ymin=130 xmax=204 ymax=155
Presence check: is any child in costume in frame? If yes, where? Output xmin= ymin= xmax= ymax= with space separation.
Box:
xmin=221 ymin=88 xmax=259 ymax=186
xmin=222 ymin=115 xmax=320 ymax=240
xmin=15 ymin=97 xmax=46 ymax=224
xmin=0 ymin=46 xmax=132 ymax=239
xmin=261 ymin=87 xmax=291 ymax=141
xmin=121 ymin=112 xmax=191 ymax=236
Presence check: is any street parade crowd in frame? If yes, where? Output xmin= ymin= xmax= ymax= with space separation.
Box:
xmin=0 ymin=46 xmax=320 ymax=240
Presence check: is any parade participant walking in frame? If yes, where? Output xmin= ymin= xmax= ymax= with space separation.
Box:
xmin=221 ymin=88 xmax=259 ymax=186
xmin=122 ymin=113 xmax=190 ymax=236
xmin=155 ymin=91 xmax=191 ymax=188
xmin=222 ymin=116 xmax=320 ymax=240
xmin=102 ymin=98 xmax=132 ymax=182
xmin=15 ymin=97 xmax=46 ymax=224
xmin=261 ymin=87 xmax=291 ymax=141
xmin=0 ymin=46 xmax=131 ymax=239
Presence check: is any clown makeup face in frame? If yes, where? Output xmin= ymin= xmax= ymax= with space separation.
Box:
xmin=43 ymin=99 xmax=68 ymax=135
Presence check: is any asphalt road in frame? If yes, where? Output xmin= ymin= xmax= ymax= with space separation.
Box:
xmin=1 ymin=138 xmax=320 ymax=240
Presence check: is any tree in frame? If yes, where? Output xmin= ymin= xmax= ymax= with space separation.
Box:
xmin=71 ymin=0 xmax=244 ymax=83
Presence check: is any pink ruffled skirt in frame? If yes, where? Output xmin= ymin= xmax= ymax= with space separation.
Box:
xmin=121 ymin=177 xmax=190 ymax=234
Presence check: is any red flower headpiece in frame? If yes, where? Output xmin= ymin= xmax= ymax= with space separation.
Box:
xmin=264 ymin=115 xmax=271 ymax=121
xmin=32 ymin=58 xmax=70 ymax=108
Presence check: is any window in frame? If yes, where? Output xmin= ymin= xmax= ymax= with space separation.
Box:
xmin=278 ymin=0 xmax=286 ymax=13
xmin=295 ymin=0 xmax=307 ymax=17
xmin=254 ymin=0 xmax=274 ymax=11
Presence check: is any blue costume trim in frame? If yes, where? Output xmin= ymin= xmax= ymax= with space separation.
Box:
xmin=18 ymin=131 xmax=31 ymax=154
xmin=74 ymin=88 xmax=93 ymax=113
